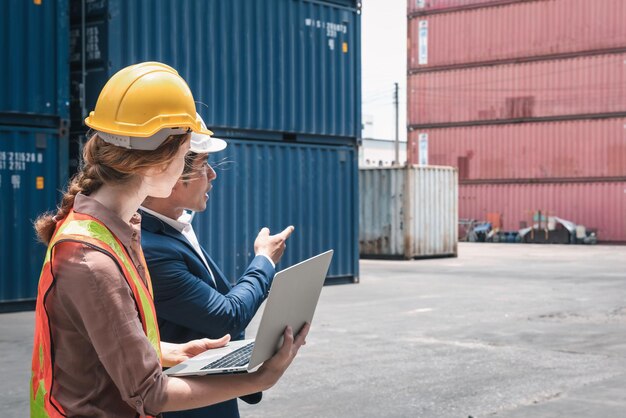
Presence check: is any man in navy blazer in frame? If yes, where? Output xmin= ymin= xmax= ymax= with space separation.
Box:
xmin=140 ymin=116 xmax=294 ymax=418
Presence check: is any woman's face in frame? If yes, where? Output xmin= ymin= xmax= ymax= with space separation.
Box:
xmin=144 ymin=135 xmax=191 ymax=198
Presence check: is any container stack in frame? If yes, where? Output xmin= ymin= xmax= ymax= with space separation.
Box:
xmin=0 ymin=0 xmax=69 ymax=310
xmin=407 ymin=0 xmax=626 ymax=242
xmin=69 ymin=0 xmax=361 ymax=282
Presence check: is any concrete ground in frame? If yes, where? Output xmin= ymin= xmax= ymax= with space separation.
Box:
xmin=2 ymin=243 xmax=625 ymax=417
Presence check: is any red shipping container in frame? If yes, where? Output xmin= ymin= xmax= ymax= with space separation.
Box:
xmin=459 ymin=182 xmax=626 ymax=242
xmin=408 ymin=0 xmax=626 ymax=70
xmin=408 ymin=119 xmax=626 ymax=179
xmin=408 ymin=53 xmax=626 ymax=126
xmin=408 ymin=0 xmax=523 ymax=15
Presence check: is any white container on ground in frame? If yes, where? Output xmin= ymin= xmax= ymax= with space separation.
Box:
xmin=359 ymin=165 xmax=458 ymax=259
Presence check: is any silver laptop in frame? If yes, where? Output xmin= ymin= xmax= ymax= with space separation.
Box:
xmin=164 ymin=250 xmax=334 ymax=376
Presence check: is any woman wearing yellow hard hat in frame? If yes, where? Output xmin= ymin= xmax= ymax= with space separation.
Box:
xmin=30 ymin=62 xmax=309 ymax=417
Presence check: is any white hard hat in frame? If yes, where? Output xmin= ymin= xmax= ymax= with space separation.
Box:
xmin=189 ymin=113 xmax=227 ymax=153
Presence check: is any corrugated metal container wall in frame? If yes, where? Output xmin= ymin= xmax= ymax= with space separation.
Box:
xmin=408 ymin=119 xmax=626 ymax=180
xmin=360 ymin=168 xmax=405 ymax=256
xmin=194 ymin=139 xmax=359 ymax=283
xmin=324 ymin=0 xmax=361 ymax=7
xmin=408 ymin=0 xmax=524 ymax=15
xmin=459 ymin=182 xmax=626 ymax=242
xmin=0 ymin=127 xmax=64 ymax=306
xmin=405 ymin=166 xmax=458 ymax=257
xmin=408 ymin=53 xmax=626 ymax=126
xmin=70 ymin=0 xmax=361 ymax=139
xmin=360 ymin=166 xmax=458 ymax=258
xmin=408 ymin=0 xmax=626 ymax=70
xmin=0 ymin=0 xmax=69 ymax=121
xmin=1 ymin=0 xmax=69 ymax=309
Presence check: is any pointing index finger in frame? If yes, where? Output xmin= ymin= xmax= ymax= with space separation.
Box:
xmin=280 ymin=225 xmax=295 ymax=240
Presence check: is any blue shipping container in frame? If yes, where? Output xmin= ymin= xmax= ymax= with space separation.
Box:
xmin=69 ymin=0 xmax=361 ymax=139
xmin=0 ymin=126 xmax=68 ymax=309
xmin=193 ymin=139 xmax=359 ymax=283
xmin=0 ymin=0 xmax=69 ymax=124
xmin=1 ymin=0 xmax=70 ymax=309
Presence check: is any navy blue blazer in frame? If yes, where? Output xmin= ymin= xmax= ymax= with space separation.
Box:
xmin=140 ymin=210 xmax=274 ymax=418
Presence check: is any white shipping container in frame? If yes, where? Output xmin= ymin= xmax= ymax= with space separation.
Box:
xmin=359 ymin=165 xmax=458 ymax=259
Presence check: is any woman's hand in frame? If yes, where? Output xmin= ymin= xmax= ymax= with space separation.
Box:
xmin=161 ymin=326 xmax=309 ymax=412
xmin=255 ymin=323 xmax=310 ymax=390
xmin=161 ymin=335 xmax=231 ymax=368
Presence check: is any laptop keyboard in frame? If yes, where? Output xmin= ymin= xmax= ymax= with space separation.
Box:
xmin=200 ymin=341 xmax=255 ymax=370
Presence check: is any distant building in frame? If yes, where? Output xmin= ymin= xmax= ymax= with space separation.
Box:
xmin=359 ymin=137 xmax=407 ymax=167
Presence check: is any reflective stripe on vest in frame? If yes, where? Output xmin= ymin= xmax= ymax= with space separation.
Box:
xmin=31 ymin=210 xmax=162 ymax=417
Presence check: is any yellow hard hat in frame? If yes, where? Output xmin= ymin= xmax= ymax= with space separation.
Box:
xmin=85 ymin=62 xmax=213 ymax=149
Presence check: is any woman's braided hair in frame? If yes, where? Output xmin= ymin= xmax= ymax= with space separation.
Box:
xmin=34 ymin=132 xmax=188 ymax=244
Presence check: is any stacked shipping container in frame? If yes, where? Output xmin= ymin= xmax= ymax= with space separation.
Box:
xmin=0 ymin=0 xmax=69 ymax=309
xmin=408 ymin=0 xmax=527 ymax=15
xmin=459 ymin=182 xmax=626 ymax=242
xmin=407 ymin=0 xmax=626 ymax=242
xmin=69 ymin=0 xmax=361 ymax=282
xmin=69 ymin=0 xmax=360 ymax=139
xmin=197 ymin=140 xmax=358 ymax=280
xmin=410 ymin=119 xmax=626 ymax=180
xmin=408 ymin=53 xmax=626 ymax=125
xmin=408 ymin=0 xmax=626 ymax=69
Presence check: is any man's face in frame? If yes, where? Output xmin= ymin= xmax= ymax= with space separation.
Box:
xmin=177 ymin=153 xmax=217 ymax=213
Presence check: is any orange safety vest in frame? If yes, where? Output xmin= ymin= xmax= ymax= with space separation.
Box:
xmin=30 ymin=210 xmax=162 ymax=417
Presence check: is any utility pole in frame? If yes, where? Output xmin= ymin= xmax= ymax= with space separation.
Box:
xmin=393 ymin=82 xmax=399 ymax=165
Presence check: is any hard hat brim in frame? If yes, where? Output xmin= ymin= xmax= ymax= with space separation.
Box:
xmin=189 ymin=112 xmax=226 ymax=153
xmin=86 ymin=112 xmax=214 ymax=138
xmin=189 ymin=132 xmax=228 ymax=153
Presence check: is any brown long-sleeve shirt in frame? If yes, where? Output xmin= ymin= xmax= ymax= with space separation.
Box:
xmin=46 ymin=193 xmax=169 ymax=417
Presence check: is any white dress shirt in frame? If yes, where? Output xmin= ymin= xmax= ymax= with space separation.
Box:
xmin=140 ymin=206 xmax=216 ymax=285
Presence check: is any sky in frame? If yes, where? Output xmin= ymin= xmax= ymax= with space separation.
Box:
xmin=361 ymin=0 xmax=407 ymax=142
